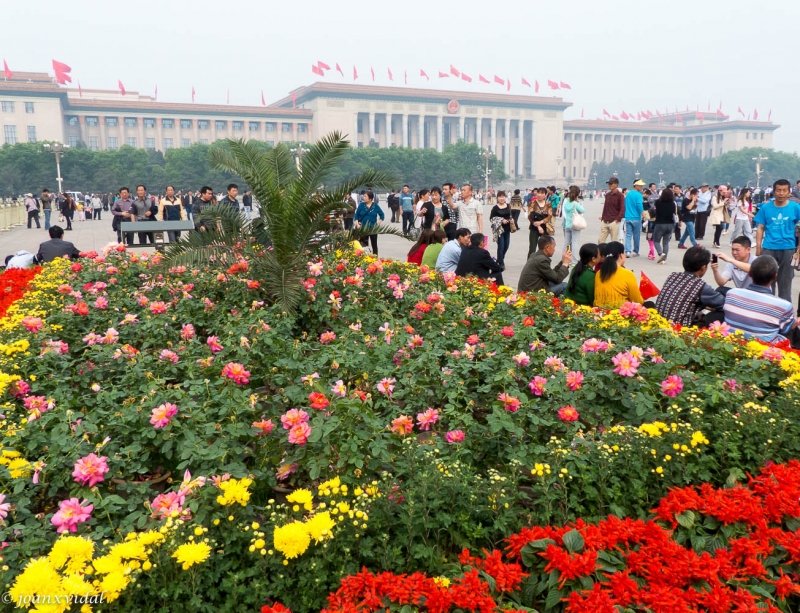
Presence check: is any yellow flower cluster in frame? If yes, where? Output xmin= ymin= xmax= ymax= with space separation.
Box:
xmin=637 ymin=422 xmax=672 ymax=437
xmin=216 ymin=477 xmax=253 ymax=507
xmin=0 ymin=449 xmax=31 ymax=479
xmin=172 ymin=541 xmax=211 ymax=570
xmin=531 ymin=462 xmax=551 ymax=477
xmin=0 ymin=259 xmax=71 ymax=333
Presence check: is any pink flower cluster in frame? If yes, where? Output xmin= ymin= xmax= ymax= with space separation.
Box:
xmin=581 ymin=338 xmax=610 ymax=353
xmin=565 ymin=370 xmax=584 ymax=391
xmin=72 ymin=453 xmax=109 ymax=487
xmin=416 ymin=408 xmax=439 ymax=431
xmin=391 ymin=415 xmax=414 ymax=435
xmin=612 ymin=351 xmax=640 ymax=377
xmin=221 ymin=362 xmax=250 ymax=385
xmin=207 ymin=336 xmax=224 ymax=353
xmin=557 ymin=405 xmax=580 ymax=422
xmin=281 ymin=409 xmax=311 ymax=444
xmin=159 ymin=349 xmax=179 ymax=364
xmin=320 ymin=331 xmax=336 ymax=344
xmin=528 ymin=376 xmax=547 ymax=396
xmin=150 ymin=402 xmax=178 ymax=428
xmin=498 ymin=393 xmax=521 ymax=412
xmin=51 ymin=498 xmax=93 ymax=533
xmin=661 ymin=375 xmax=684 ymax=397
xmin=619 ymin=301 xmax=650 ymax=322
xmin=23 ymin=395 xmax=55 ymax=421
xmin=252 ymin=419 xmax=274 ymax=436
xmin=445 ymin=430 xmax=465 ymax=443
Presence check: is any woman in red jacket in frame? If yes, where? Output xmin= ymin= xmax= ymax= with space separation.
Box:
xmin=407 ymin=229 xmax=435 ymax=265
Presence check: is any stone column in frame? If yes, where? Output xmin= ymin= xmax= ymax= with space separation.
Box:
xmin=530 ymin=121 xmax=537 ymax=178
xmin=476 ymin=119 xmax=482 ymax=149
xmin=417 ymin=116 xmax=423 ymax=149
xmin=436 ymin=115 xmax=443 ymax=153
xmin=368 ymin=112 xmax=376 ymax=145
xmin=503 ymin=120 xmax=510 ymax=176
xmin=516 ymin=121 xmax=522 ymax=177
xmin=402 ymin=114 xmax=409 ymax=148
xmin=458 ymin=116 xmax=465 ymax=142
xmin=492 ymin=118 xmax=498 ymax=155
xmin=353 ymin=114 xmax=360 ymax=146
xmin=385 ymin=113 xmax=391 ymax=147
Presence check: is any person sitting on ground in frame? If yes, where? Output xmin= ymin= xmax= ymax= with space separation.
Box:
xmin=4 ymin=251 xmax=36 ymax=269
xmin=593 ymin=241 xmax=644 ymax=309
xmin=517 ymin=235 xmax=571 ymax=296
xmin=36 ymin=225 xmax=81 ymax=263
xmin=723 ymin=255 xmax=800 ymax=345
xmin=420 ymin=230 xmax=448 ymax=269
xmin=455 ymin=233 xmax=504 ymax=284
xmin=407 ymin=229 xmax=435 ymax=266
xmin=436 ymin=228 xmax=471 ymax=272
xmin=564 ymin=243 xmax=601 ymax=306
xmin=655 ymin=246 xmax=725 ymax=327
xmin=711 ymin=235 xmax=755 ymax=296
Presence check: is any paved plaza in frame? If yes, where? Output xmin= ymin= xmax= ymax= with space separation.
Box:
xmin=2 ymin=199 xmax=796 ymax=305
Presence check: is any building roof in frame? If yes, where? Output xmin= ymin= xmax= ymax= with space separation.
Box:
xmin=564 ymin=118 xmax=779 ymax=133
xmin=272 ymin=82 xmax=572 ymax=111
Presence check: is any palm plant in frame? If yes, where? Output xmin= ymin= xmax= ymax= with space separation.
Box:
xmin=163 ymin=132 xmax=402 ymax=312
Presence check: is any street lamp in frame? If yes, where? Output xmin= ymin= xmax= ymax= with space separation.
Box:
xmin=752 ymin=154 xmax=768 ymax=191
xmin=43 ymin=142 xmax=70 ymax=194
xmin=483 ymin=150 xmax=492 ymax=201
xmin=613 ymin=171 xmax=619 ymax=179
xmin=634 ymin=169 xmax=640 ymax=181
xmin=290 ymin=145 xmax=310 ymax=171
xmin=592 ymin=171 xmax=597 ymax=189
xmin=556 ymin=155 xmax=563 ymax=184
xmin=658 ymin=169 xmax=664 ymax=187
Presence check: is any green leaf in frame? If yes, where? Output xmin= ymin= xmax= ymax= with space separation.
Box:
xmin=544 ymin=588 xmax=564 ymax=611
xmin=675 ymin=510 xmax=695 ymax=529
xmin=561 ymin=529 xmax=585 ymax=553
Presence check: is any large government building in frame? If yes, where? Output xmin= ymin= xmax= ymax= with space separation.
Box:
xmin=0 ymin=70 xmax=779 ymax=185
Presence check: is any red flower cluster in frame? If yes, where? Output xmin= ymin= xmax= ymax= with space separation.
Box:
xmin=0 ymin=266 xmax=42 ymax=318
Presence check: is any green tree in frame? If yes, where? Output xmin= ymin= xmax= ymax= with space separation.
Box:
xmin=706 ymin=147 xmax=800 ymax=187
xmin=163 ymin=133 xmax=402 ymax=312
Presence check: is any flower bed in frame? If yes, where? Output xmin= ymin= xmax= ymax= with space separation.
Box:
xmin=0 ymin=246 xmax=799 ymax=612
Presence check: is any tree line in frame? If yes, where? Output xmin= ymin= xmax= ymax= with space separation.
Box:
xmin=587 ymin=147 xmax=800 ymax=189
xmin=0 ymin=139 xmax=507 ymax=196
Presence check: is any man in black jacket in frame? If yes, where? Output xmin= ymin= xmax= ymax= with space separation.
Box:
xmin=219 ymin=184 xmax=240 ymax=210
xmin=243 ymin=190 xmax=253 ymax=215
xmin=455 ymin=233 xmax=504 ymax=285
xmin=37 ymin=226 xmax=81 ymax=262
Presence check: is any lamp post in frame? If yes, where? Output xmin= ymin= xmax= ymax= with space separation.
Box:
xmin=752 ymin=154 xmax=768 ymax=190
xmin=290 ymin=145 xmax=310 ymax=171
xmin=43 ymin=142 xmax=69 ymax=194
xmin=658 ymin=169 xmax=664 ymax=187
xmin=592 ymin=171 xmax=597 ymax=189
xmin=556 ymin=155 xmax=563 ymax=185
xmin=634 ymin=169 xmax=640 ymax=181
xmin=613 ymin=170 xmax=618 ymax=180
xmin=483 ymin=150 xmax=492 ymax=201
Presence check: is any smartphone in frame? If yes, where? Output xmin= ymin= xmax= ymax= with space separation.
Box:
xmin=711 ymin=254 xmax=718 ymax=264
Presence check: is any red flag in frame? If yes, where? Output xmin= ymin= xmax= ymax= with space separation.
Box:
xmin=695 ymin=111 xmax=704 ymax=120
xmin=336 ymin=63 xmax=344 ymax=76
xmin=493 ymin=75 xmax=504 ymax=85
xmin=353 ymin=66 xmax=358 ymax=80
xmin=620 ymin=111 xmax=629 ymax=120
xmin=370 ymin=67 xmax=375 ymax=81
xmin=291 ymin=92 xmax=296 ymax=108
xmin=559 ymin=81 xmax=571 ymax=89
xmin=191 ymin=86 xmax=195 ymax=103
xmin=78 ymin=81 xmax=82 ymax=97
xmin=261 ymin=91 xmax=266 ymax=106
xmin=753 ymin=108 xmax=759 ymax=120
xmin=479 ymin=74 xmax=490 ymax=83
xmin=461 ymin=72 xmax=472 ymax=83
xmin=404 ymin=70 xmax=407 ymax=85
xmin=449 ymin=64 xmax=460 ymax=77
xmin=506 ymin=77 xmax=511 ymax=92
xmin=154 ymin=85 xmax=157 ymax=100
xmin=639 ymin=272 xmax=660 ymax=300
xmin=716 ymin=109 xmax=724 ymax=118
xmin=521 ymin=77 xmax=531 ymax=87
xmin=318 ymin=61 xmax=331 ymax=71
xmin=656 ymin=109 xmax=661 ymax=119
xmin=311 ymin=64 xmax=324 ymax=76
xmin=118 ymin=80 xmax=126 ymax=96
xmin=719 ymin=99 xmax=722 ymax=110
xmin=636 ymin=111 xmax=641 ymax=120
xmin=707 ymin=101 xmax=711 ymax=111
xmin=581 ymin=108 xmax=584 ymax=118
xmin=388 ymin=68 xmax=393 ymax=81
xmin=602 ymin=109 xmax=610 ymax=117
xmin=547 ymin=79 xmax=559 ymax=89
xmin=438 ymin=71 xmax=449 ymax=78
xmin=768 ymin=109 xmax=772 ymax=121
xmin=535 ymin=80 xmax=540 ymax=93
xmin=3 ymin=60 xmax=11 ymax=80
xmin=737 ymin=106 xmax=745 ymax=117
xmin=611 ymin=115 xmax=619 ymax=121
xmin=420 ymin=69 xmax=429 ymax=81
xmin=52 ymin=59 xmax=72 ymax=84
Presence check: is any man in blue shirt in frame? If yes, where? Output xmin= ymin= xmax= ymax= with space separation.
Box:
xmin=624 ymin=179 xmax=645 ymax=257
xmin=398 ymin=185 xmax=415 ymax=235
xmin=695 ymin=183 xmax=713 ymax=239
xmin=754 ymin=179 xmax=800 ymax=302
xmin=436 ymin=228 xmax=471 ymax=272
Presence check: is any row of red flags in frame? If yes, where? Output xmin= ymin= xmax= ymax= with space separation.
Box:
xmin=311 ymin=61 xmax=571 ymax=93
xmin=596 ymin=103 xmax=771 ymax=123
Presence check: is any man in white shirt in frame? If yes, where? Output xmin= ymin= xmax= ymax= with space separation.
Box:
xmin=4 ymin=250 xmax=36 ymax=269
xmin=712 ymin=235 xmax=756 ymax=296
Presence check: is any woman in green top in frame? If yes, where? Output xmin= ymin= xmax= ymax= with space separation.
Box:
xmin=564 ymin=243 xmax=601 ymax=306
xmin=421 ymin=230 xmax=448 ymax=269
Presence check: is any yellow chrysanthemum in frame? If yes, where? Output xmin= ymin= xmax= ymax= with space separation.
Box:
xmin=216 ymin=477 xmax=253 ymax=507
xmin=172 ymin=542 xmax=211 ymax=570
xmin=97 ymin=570 xmax=130 ymax=602
xmin=286 ymin=488 xmax=314 ymax=511
xmin=9 ymin=557 xmax=66 ymax=613
xmin=48 ymin=536 xmax=95 ymax=574
xmin=638 ymin=422 xmax=670 ymax=437
xmin=305 ymin=512 xmax=336 ymax=543
xmin=107 ymin=539 xmax=147 ymax=563
xmin=273 ymin=521 xmax=311 ymax=559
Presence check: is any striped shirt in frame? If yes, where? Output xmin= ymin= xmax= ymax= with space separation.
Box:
xmin=723 ymin=285 xmax=796 ymax=342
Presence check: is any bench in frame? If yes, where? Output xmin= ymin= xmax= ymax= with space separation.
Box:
xmin=120 ymin=221 xmax=195 ymax=250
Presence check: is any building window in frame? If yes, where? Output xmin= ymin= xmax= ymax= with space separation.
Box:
xmin=282 ymin=123 xmax=293 ymax=132
xmin=27 ymin=126 xmax=36 ymax=143
xmin=145 ymin=138 xmax=155 ymax=150
xmin=85 ymin=116 xmax=99 ymax=126
xmin=88 ymin=136 xmax=99 ymax=151
xmin=126 ymin=137 xmax=137 ymax=147
xmin=144 ymin=118 xmax=156 ymax=128
xmin=573 ymin=167 xmax=576 ymax=177
xmin=68 ymin=136 xmax=79 ymax=147
xmin=162 ymin=118 xmax=174 ymax=128
xmin=265 ymin=122 xmax=276 ymax=132
xmin=107 ymin=137 xmax=118 ymax=150
xmin=197 ymin=120 xmax=209 ymax=130
xmin=24 ymin=102 xmax=34 ymax=114
xmin=583 ymin=168 xmax=587 ymax=178
xmin=66 ymin=115 xmax=79 ymax=126
xmin=215 ymin=120 xmax=227 ymax=130
xmin=563 ymin=148 xmax=567 ymax=158
xmin=563 ymin=166 xmax=567 ymax=177
xmin=199 ymin=138 xmax=208 ymax=144
xmin=1 ymin=101 xmax=15 ymax=113
xmin=105 ymin=117 xmax=118 ymax=127
xmin=124 ymin=117 xmax=138 ymax=127
xmin=573 ymin=148 xmax=577 ymax=158
xmin=232 ymin=121 xmax=244 ymax=131
xmin=3 ymin=125 xmax=17 ymax=144
xmin=163 ymin=138 xmax=174 ymax=149
xmin=249 ymin=121 xmax=261 ymax=132
xmin=761 ymin=133 xmax=765 ymax=140
xmin=181 ymin=138 xmax=191 ymax=148
xmin=180 ymin=119 xmax=192 ymax=129
xmin=297 ymin=123 xmax=308 ymax=133
xmin=583 ymin=148 xmax=587 ymax=159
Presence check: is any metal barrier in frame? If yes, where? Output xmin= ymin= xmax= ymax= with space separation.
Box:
xmin=0 ymin=202 xmax=28 ymax=232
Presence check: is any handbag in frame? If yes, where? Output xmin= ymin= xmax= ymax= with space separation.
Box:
xmin=545 ymin=221 xmax=555 ymax=235
xmin=509 ymin=218 xmax=518 ymax=233
xmin=571 ymin=211 xmax=587 ymax=231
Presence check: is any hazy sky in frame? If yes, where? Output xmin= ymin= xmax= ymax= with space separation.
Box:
xmin=6 ymin=0 xmax=800 ymax=152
